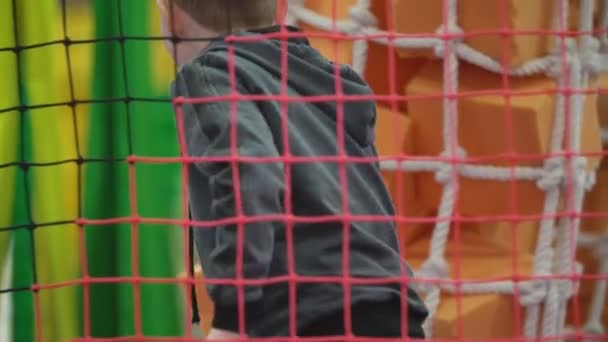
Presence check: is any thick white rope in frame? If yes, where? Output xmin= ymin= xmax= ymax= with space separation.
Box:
xmin=287 ymin=0 xmax=607 ymax=338
xmin=601 ymin=0 xmax=608 ymax=48
xmin=421 ymin=1 xmax=461 ymax=336
xmin=537 ymin=2 xmax=579 ymax=336
xmin=286 ymin=2 xmax=608 ymax=76
xmin=548 ymin=2 xmax=596 ymax=337
xmin=581 ymin=227 xmax=608 ymax=335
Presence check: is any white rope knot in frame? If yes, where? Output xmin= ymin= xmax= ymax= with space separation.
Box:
xmin=285 ymin=0 xmax=306 ymax=26
xmin=519 ymin=279 xmax=549 ymax=306
xmin=419 ymin=258 xmax=450 ymax=279
xmin=557 ymin=279 xmax=575 ymax=300
xmin=287 ymin=0 xmax=306 ymax=9
xmin=569 ymin=155 xmax=589 ymax=187
xmin=583 ymin=169 xmax=597 ymax=191
xmin=433 ymin=25 xmax=464 ymax=58
xmin=592 ymin=235 xmax=608 ymax=259
xmin=536 ymin=156 xmax=565 ymax=191
xmin=545 ymin=38 xmax=579 ymax=78
xmin=347 ymin=4 xmax=377 ymax=32
xmin=570 ymin=262 xmax=584 ymax=298
xmin=600 ymin=35 xmax=608 ymax=53
xmin=580 ymin=37 xmax=602 ymax=76
xmin=553 ymin=263 xmax=583 ymax=310
xmin=435 ymin=147 xmax=467 ymax=184
xmin=584 ymin=321 xmax=605 ymax=335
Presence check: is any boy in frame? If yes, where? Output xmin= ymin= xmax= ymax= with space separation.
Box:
xmin=158 ymin=0 xmax=428 ymax=339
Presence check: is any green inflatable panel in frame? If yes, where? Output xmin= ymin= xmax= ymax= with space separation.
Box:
xmin=85 ymin=0 xmax=184 ymax=338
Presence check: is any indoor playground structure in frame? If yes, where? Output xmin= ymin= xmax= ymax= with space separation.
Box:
xmin=0 ymin=0 xmax=607 ymax=341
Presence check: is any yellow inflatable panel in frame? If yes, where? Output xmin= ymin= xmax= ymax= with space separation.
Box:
xmin=391 ymin=0 xmax=585 ymax=67
xmin=408 ymin=231 xmax=534 ymax=338
xmin=406 ymin=61 xmax=603 ymax=216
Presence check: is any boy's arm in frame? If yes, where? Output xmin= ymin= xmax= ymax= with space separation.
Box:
xmin=173 ymin=60 xmax=284 ymax=335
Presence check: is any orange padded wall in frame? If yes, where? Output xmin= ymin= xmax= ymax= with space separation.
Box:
xmin=599 ymin=74 xmax=608 ymax=129
xmin=299 ymin=0 xmax=356 ymax=65
xmin=374 ymin=105 xmax=434 ymax=247
xmin=390 ymin=0 xmax=593 ymax=67
xmin=406 ymin=61 xmax=602 ymax=217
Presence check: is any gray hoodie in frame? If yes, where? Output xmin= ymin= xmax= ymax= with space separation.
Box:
xmin=171 ymin=25 xmax=427 ymax=338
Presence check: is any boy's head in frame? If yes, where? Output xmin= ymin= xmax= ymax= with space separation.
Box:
xmin=157 ymin=0 xmax=278 ymax=64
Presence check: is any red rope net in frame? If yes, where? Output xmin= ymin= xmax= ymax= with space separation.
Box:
xmin=14 ymin=0 xmax=607 ymax=341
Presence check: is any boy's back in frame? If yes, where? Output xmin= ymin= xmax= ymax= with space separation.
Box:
xmin=172 ymin=25 xmax=428 ymax=338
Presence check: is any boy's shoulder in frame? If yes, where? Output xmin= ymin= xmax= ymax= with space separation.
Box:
xmin=171 ymin=49 xmax=235 ymax=99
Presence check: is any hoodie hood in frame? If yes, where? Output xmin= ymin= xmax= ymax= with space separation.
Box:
xmin=202 ymin=25 xmax=377 ymax=148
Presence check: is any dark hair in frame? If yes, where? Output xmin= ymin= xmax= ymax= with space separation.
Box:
xmin=171 ymin=0 xmax=277 ymax=32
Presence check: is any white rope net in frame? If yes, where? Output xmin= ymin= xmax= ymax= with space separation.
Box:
xmin=287 ymin=0 xmax=608 ymax=339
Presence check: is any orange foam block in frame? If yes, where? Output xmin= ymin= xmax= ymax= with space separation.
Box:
xmin=600 ymin=94 xmax=608 ymax=128
xmin=577 ymin=167 xmax=608 ymax=284
xmin=302 ymin=37 xmax=427 ymax=110
xmin=364 ymin=43 xmax=428 ymax=111
xmin=304 ymin=0 xmax=354 ymax=18
xmin=596 ymin=1 xmax=606 ymax=28
xmin=374 ymin=105 xmax=413 ymax=204
xmin=391 ymin=0 xmax=585 ymax=67
xmin=570 ymin=248 xmax=608 ymax=330
xmin=569 ymin=0 xmax=602 ymax=28
xmin=407 ymin=229 xmax=533 ymax=339
xmin=571 ymin=0 xmax=606 ymax=30
xmin=569 ymin=259 xmax=608 ymax=328
xmin=299 ymin=0 xmax=356 ymax=65
xmin=368 ymin=0 xmax=390 ymax=29
xmin=304 ymin=39 xmax=427 ymax=111
xmin=301 ymin=0 xmax=428 ymax=105
xmin=581 ymin=167 xmax=608 ymax=234
xmin=374 ymin=105 xmax=433 ymax=246
xmin=473 ymin=220 xmax=539 ymax=255
xmin=304 ymin=33 xmax=354 ymax=66
xmin=568 ymin=288 xmax=608 ymax=331
xmin=180 ymin=266 xmax=214 ymax=337
xmin=566 ymin=166 xmax=608 ymax=328
xmin=300 ymin=0 xmax=429 ymax=112
xmin=599 ymin=74 xmax=608 ymax=130
xmin=406 ymin=61 xmax=603 ymax=216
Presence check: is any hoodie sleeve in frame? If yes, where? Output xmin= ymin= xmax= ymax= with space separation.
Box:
xmin=172 ymin=58 xmax=284 ymax=334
